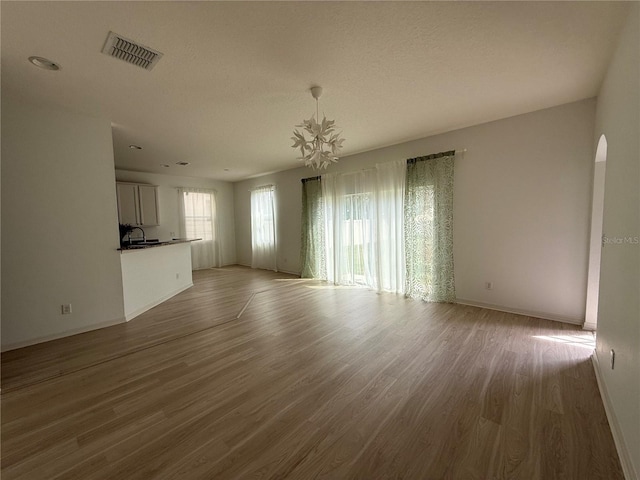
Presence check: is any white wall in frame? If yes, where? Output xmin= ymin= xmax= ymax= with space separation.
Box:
xmin=592 ymin=5 xmax=639 ymax=478
xmin=234 ymin=99 xmax=595 ymax=322
xmin=1 ymin=95 xmax=126 ymax=350
xmin=115 ymin=170 xmax=236 ymax=266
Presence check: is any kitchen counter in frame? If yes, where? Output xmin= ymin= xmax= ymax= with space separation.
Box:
xmin=120 ymin=241 xmax=195 ymax=320
xmin=118 ymin=238 xmax=200 ymax=251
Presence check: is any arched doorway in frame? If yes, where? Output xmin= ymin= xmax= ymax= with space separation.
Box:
xmin=584 ymin=134 xmax=607 ymax=330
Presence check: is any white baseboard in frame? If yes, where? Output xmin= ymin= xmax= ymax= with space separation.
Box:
xmin=1 ymin=316 xmax=126 ymax=352
xmin=455 ymin=298 xmax=584 ymax=325
xmin=277 ymin=269 xmax=301 ymax=276
xmin=124 ymin=282 xmax=193 ymax=321
xmin=235 ymin=263 xmax=300 ymax=277
xmin=591 ymin=352 xmax=638 ymax=480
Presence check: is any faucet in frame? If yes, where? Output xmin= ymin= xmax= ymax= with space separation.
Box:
xmin=128 ymin=226 xmax=146 ymax=243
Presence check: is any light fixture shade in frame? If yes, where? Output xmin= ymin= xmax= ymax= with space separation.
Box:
xmin=28 ymin=56 xmax=60 ymax=70
xmin=292 ymin=87 xmax=345 ymax=170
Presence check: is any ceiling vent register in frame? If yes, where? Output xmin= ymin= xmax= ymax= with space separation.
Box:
xmin=101 ymin=31 xmax=163 ymax=71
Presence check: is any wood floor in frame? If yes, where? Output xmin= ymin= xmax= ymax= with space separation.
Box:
xmin=1 ymin=266 xmax=623 ymax=479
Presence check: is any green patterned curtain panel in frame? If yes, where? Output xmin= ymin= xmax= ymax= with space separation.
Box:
xmin=300 ymin=176 xmax=327 ymax=279
xmin=404 ymin=152 xmax=456 ymax=302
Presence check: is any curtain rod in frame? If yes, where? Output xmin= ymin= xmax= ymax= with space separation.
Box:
xmin=249 ymin=184 xmax=275 ymax=192
xmin=300 ymin=149 xmax=466 ymax=182
xmin=178 ymin=187 xmax=218 ymax=194
xmin=407 ymin=149 xmax=462 ymax=163
xmin=301 ymin=176 xmax=320 ymax=183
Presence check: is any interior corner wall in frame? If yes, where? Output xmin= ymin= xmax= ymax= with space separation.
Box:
xmin=234 ymin=98 xmax=596 ymax=323
xmin=1 ymin=94 xmax=125 ymax=350
xmin=114 ymin=170 xmax=237 ymax=266
xmin=593 ymin=4 xmax=640 ymax=478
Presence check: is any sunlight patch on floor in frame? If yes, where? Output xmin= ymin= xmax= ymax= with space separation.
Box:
xmin=532 ymin=334 xmax=595 ymax=350
xmin=304 ymin=284 xmax=365 ymax=290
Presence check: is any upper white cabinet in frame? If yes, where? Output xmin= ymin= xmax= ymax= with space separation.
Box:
xmin=116 ymin=182 xmax=159 ymax=226
xmin=137 ymin=184 xmax=159 ymax=226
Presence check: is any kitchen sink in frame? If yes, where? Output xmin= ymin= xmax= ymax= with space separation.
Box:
xmin=130 ymin=238 xmax=160 ymax=245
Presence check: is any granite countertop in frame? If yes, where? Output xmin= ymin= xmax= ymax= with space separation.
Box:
xmin=118 ymin=238 xmax=201 ymax=251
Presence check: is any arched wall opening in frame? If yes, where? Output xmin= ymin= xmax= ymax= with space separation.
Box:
xmin=584 ymin=134 xmax=607 ymax=330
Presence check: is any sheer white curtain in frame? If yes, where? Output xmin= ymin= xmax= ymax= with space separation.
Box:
xmin=323 ymin=170 xmax=377 ymax=287
xmin=322 ymin=160 xmax=406 ymax=293
xmin=251 ymin=185 xmax=277 ymax=271
xmin=178 ymin=188 xmax=221 ymax=270
xmin=375 ymin=160 xmax=406 ymax=293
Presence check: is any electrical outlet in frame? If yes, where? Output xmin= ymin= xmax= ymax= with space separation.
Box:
xmin=485 ymin=281 xmax=493 ymax=290
xmin=610 ymin=349 xmax=615 ymax=369
xmin=61 ymin=304 xmax=72 ymax=315
xmin=176 ymin=273 xmax=180 ymax=280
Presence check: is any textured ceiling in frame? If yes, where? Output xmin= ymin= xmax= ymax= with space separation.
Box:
xmin=1 ymin=1 xmax=629 ymax=181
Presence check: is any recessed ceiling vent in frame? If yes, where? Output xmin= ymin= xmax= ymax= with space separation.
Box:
xmin=101 ymin=31 xmax=163 ymax=71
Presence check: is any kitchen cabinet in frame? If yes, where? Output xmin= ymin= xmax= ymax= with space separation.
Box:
xmin=116 ymin=182 xmax=159 ymax=226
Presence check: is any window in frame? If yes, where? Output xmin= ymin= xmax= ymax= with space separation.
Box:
xmin=340 ymin=192 xmax=373 ymax=285
xmin=301 ymin=154 xmax=454 ymax=301
xmin=182 ymin=191 xmax=214 ymax=240
xmin=178 ymin=188 xmax=220 ymax=269
xmin=251 ymin=185 xmax=277 ymax=271
xmin=321 ymin=162 xmax=406 ymax=292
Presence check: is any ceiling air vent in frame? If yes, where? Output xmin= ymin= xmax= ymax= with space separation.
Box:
xmin=101 ymin=31 xmax=163 ymax=71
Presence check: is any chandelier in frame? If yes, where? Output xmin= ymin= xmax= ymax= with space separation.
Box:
xmin=291 ymin=86 xmax=345 ymax=170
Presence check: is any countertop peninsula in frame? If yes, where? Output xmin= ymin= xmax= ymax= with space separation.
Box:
xmin=118 ymin=238 xmax=201 ymax=252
